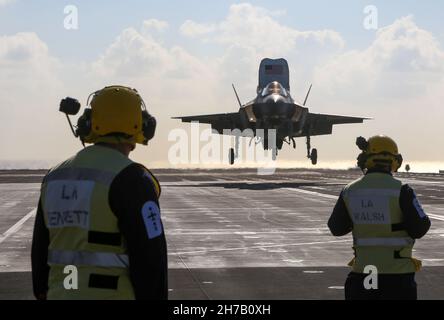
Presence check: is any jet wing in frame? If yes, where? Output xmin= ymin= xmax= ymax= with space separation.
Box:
xmin=300 ymin=113 xmax=369 ymax=136
xmin=172 ymin=112 xmax=245 ymax=134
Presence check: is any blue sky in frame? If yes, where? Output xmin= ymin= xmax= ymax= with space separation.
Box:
xmin=2 ymin=0 xmax=444 ymax=60
xmin=1 ymin=1 xmax=443 ymax=169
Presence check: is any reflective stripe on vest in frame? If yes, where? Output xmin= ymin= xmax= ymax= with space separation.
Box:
xmin=45 ymin=167 xmax=115 ymax=185
xmin=48 ymin=250 xmax=129 ymax=268
xmin=354 ymin=237 xmax=414 ymax=247
xmin=347 ymin=188 xmax=400 ymax=198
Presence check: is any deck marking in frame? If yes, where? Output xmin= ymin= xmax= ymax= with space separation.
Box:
xmin=0 ymin=209 xmax=36 ymax=245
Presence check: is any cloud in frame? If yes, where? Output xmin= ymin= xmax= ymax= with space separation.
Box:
xmin=181 ymin=3 xmax=344 ymax=54
xmin=307 ymin=16 xmax=444 ymax=161
xmin=142 ymin=19 xmax=169 ymax=33
xmin=0 ymin=32 xmax=65 ymax=160
xmin=179 ymin=3 xmax=345 ymax=98
xmin=92 ymin=28 xmax=170 ymax=78
xmin=91 ymin=22 xmax=214 ymax=89
xmin=216 ymin=3 xmax=344 ymax=53
xmin=313 ymin=16 xmax=444 ymax=101
xmin=179 ymin=20 xmax=216 ymax=38
xmin=0 ymin=32 xmax=60 ymax=97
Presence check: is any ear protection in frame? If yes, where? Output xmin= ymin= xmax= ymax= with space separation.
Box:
xmin=356 ymin=151 xmax=367 ymax=171
xmin=141 ymin=109 xmax=157 ymax=144
xmin=356 ymin=136 xmax=369 ymax=170
xmin=76 ymin=108 xmax=92 ymax=141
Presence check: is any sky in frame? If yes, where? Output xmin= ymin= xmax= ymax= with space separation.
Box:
xmin=0 ymin=0 xmax=443 ymax=171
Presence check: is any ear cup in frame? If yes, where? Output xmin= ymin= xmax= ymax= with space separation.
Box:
xmin=357 ymin=152 xmax=367 ymax=170
xmin=394 ymin=154 xmax=403 ymax=171
xmin=142 ymin=110 xmax=156 ymax=144
xmin=76 ymin=108 xmax=92 ymax=141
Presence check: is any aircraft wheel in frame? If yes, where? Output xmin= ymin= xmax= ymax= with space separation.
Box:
xmin=311 ymin=148 xmax=318 ymax=165
xmin=229 ymin=148 xmax=235 ymax=165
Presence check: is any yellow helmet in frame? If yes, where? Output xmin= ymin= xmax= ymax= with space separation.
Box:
xmin=356 ymin=135 xmax=403 ymax=172
xmin=78 ymin=86 xmax=156 ymax=145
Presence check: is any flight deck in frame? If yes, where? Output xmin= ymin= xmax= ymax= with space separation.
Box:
xmin=1 ymin=169 xmax=443 ymax=300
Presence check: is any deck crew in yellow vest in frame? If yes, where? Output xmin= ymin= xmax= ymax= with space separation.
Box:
xmin=327 ymin=135 xmax=431 ymax=300
xmin=31 ymin=86 xmax=167 ymax=300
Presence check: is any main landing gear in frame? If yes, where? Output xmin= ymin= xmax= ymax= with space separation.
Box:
xmin=306 ymin=136 xmax=318 ymax=165
xmin=229 ymin=135 xmax=240 ymax=165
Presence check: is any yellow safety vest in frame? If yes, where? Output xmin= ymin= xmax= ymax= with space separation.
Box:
xmin=342 ymin=173 xmax=419 ymax=274
xmin=40 ymin=144 xmax=160 ymax=299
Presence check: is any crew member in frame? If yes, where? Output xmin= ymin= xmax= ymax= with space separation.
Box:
xmin=31 ymin=85 xmax=167 ymax=300
xmin=328 ymin=135 xmax=431 ymax=300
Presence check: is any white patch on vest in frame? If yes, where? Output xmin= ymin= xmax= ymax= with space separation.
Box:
xmin=141 ymin=201 xmax=162 ymax=239
xmin=349 ymin=195 xmax=391 ymax=225
xmin=44 ymin=180 xmax=94 ymax=229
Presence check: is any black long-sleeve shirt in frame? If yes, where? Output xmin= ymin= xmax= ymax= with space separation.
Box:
xmin=328 ymin=172 xmax=431 ymax=238
xmin=31 ymin=163 xmax=168 ymax=300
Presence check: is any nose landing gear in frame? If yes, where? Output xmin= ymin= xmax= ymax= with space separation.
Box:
xmin=284 ymin=137 xmax=296 ymax=149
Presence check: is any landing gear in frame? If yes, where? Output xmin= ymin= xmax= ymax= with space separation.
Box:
xmin=229 ymin=148 xmax=235 ymax=165
xmin=229 ymin=135 xmax=240 ymax=165
xmin=306 ymin=136 xmax=318 ymax=165
xmin=310 ymin=148 xmax=317 ymax=165
xmin=284 ymin=137 xmax=296 ymax=149
xmin=272 ymin=146 xmax=278 ymax=161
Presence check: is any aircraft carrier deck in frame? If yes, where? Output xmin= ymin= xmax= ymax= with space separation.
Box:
xmin=1 ymin=168 xmax=443 ymax=300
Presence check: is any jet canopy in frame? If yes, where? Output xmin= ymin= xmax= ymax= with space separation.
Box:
xmin=261 ymin=81 xmax=288 ymax=97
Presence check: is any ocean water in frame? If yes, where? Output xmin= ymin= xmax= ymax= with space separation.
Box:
xmin=0 ymin=160 xmax=56 ymax=170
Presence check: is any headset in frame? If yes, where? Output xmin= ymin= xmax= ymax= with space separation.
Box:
xmin=59 ymin=87 xmax=156 ymax=146
xmin=356 ymin=136 xmax=403 ymax=172
xmin=356 ymin=136 xmax=369 ymax=171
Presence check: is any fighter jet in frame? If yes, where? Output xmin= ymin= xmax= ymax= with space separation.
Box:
xmin=173 ymin=58 xmax=369 ymax=165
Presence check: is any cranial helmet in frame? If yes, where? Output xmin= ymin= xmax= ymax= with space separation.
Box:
xmin=356 ymin=135 xmax=403 ymax=172
xmin=76 ymin=85 xmax=156 ymax=145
